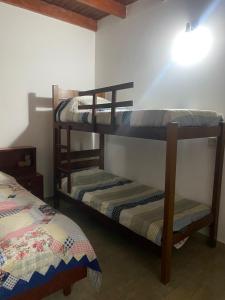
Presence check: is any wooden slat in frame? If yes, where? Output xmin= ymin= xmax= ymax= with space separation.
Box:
xmin=178 ymin=126 xmax=220 ymax=139
xmin=79 ymin=82 xmax=134 ymax=96
xmin=60 ymin=149 xmax=100 ymax=160
xmin=78 ymin=100 xmax=133 ymax=110
xmin=76 ymin=0 xmax=126 ymax=18
xmin=56 ymin=144 xmax=67 ymax=149
xmin=173 ymin=214 xmax=213 ymax=245
xmin=96 ymin=124 xmax=167 ymax=140
xmin=1 ymin=0 xmax=97 ymax=31
xmin=55 ymin=122 xmax=95 ymax=132
xmin=60 ymin=158 xmax=100 ymax=171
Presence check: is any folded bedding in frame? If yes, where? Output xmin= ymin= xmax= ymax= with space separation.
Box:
xmin=61 ymin=169 xmax=210 ymax=246
xmin=56 ymin=98 xmax=222 ymax=127
xmin=0 ymin=172 xmax=101 ymax=300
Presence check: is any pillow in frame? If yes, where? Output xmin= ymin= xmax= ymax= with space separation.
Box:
xmin=0 ymin=171 xmax=16 ymax=184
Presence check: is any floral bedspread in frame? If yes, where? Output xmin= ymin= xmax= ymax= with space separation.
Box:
xmin=0 ymin=181 xmax=101 ymax=299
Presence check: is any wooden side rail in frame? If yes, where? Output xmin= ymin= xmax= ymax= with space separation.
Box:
xmin=173 ymin=214 xmax=213 ymax=245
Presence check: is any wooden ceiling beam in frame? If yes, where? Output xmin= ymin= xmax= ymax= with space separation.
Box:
xmin=0 ymin=0 xmax=97 ymax=31
xmin=77 ymin=0 xmax=126 ymax=18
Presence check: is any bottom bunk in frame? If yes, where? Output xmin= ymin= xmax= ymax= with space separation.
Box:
xmin=59 ymin=168 xmax=211 ymax=248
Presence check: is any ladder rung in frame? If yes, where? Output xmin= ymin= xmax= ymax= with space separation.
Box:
xmin=57 ymin=167 xmax=71 ymax=174
xmin=56 ymin=144 xmax=68 ymax=149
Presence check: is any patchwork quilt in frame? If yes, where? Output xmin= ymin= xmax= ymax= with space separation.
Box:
xmin=0 ymin=176 xmax=101 ymax=300
xmin=61 ymin=169 xmax=210 ymax=246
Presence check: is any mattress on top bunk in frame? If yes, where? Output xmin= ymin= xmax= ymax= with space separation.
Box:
xmin=61 ymin=169 xmax=210 ymax=246
xmin=56 ymin=98 xmax=222 ymax=127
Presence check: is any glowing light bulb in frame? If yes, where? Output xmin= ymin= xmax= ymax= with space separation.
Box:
xmin=172 ymin=26 xmax=213 ymax=66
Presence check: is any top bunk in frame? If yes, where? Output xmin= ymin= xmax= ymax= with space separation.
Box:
xmin=53 ymin=82 xmax=224 ymax=141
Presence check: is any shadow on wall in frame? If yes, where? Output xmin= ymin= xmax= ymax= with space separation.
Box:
xmin=10 ymin=93 xmax=53 ymax=197
xmin=10 ymin=93 xmax=96 ymax=198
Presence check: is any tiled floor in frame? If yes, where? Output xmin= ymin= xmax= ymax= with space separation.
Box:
xmin=46 ymin=199 xmax=225 ymax=300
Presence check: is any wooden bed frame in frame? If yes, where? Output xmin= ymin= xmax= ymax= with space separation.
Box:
xmin=52 ymin=82 xmax=225 ymax=285
xmin=10 ymin=267 xmax=87 ymax=300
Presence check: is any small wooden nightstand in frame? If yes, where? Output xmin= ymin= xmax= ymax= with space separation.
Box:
xmin=0 ymin=147 xmax=44 ymax=200
xmin=16 ymin=173 xmax=44 ymax=199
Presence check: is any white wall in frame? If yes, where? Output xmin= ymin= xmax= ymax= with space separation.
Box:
xmin=0 ymin=3 xmax=95 ymax=197
xmin=95 ymin=0 xmax=225 ymax=243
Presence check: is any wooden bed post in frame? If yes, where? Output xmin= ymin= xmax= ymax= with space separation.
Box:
xmin=209 ymin=121 xmax=225 ymax=247
xmin=161 ymin=122 xmax=178 ymax=284
xmin=100 ymin=134 xmax=105 ymax=169
xmin=67 ymin=125 xmax=72 ymax=194
xmin=52 ymin=85 xmax=59 ymax=208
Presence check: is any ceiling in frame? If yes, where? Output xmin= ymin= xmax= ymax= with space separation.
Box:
xmin=1 ymin=0 xmax=138 ymax=31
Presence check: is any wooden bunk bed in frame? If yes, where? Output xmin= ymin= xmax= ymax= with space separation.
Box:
xmin=53 ymin=82 xmax=225 ymax=285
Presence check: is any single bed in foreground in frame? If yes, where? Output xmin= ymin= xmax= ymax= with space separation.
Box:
xmin=0 ymin=172 xmax=101 ymax=300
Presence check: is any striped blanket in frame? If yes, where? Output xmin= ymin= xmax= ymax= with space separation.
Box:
xmin=61 ymin=169 xmax=210 ymax=246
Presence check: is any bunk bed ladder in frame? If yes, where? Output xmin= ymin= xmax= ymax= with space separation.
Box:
xmin=55 ymin=125 xmax=72 ymax=194
xmin=66 ymin=125 xmax=72 ymax=194
xmin=55 ymin=125 xmax=62 ymax=190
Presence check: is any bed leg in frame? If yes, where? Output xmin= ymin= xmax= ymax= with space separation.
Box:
xmin=161 ymin=239 xmax=173 ymax=284
xmin=209 ymin=122 xmax=225 ymax=248
xmin=161 ymin=123 xmax=178 ymax=284
xmin=53 ymin=197 xmax=59 ymax=209
xmin=63 ymin=285 xmax=72 ymax=296
xmin=99 ymin=134 xmax=105 ymax=170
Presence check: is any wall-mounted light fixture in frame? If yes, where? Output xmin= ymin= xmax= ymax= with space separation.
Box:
xmin=171 ymin=22 xmax=213 ymax=66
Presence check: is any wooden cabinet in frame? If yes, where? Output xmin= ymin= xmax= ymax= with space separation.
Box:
xmin=0 ymin=146 xmax=44 ymax=199
xmin=16 ymin=173 xmax=44 ymax=199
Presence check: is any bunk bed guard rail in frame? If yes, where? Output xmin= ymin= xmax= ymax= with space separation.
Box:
xmin=78 ymin=82 xmax=134 ymax=127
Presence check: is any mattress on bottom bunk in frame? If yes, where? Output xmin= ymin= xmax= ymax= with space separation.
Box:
xmin=56 ymin=99 xmax=222 ymax=127
xmin=0 ymin=171 xmax=101 ymax=300
xmin=61 ymin=169 xmax=210 ymax=246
